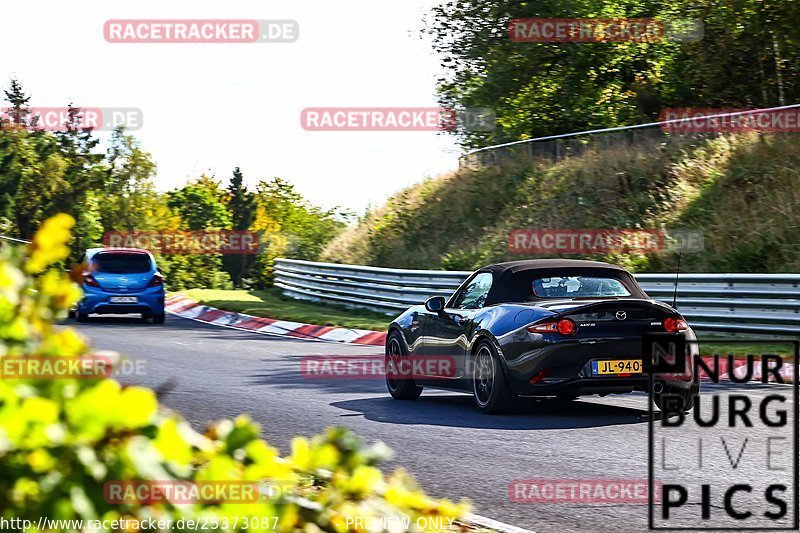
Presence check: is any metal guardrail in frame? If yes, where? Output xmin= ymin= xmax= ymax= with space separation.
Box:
xmin=274 ymin=258 xmax=800 ymax=335
xmin=0 ymin=235 xmax=31 ymax=244
xmin=459 ymin=103 xmax=800 ymax=169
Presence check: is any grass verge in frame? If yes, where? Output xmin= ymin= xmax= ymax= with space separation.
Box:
xmin=695 ymin=333 xmax=796 ymax=358
xmin=179 ymin=288 xmax=392 ymax=332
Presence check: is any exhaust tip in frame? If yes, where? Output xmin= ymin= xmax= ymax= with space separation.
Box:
xmin=653 ymin=382 xmax=665 ymax=394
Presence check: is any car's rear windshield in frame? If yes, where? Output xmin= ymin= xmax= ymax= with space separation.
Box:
xmin=91 ymin=253 xmax=151 ymax=273
xmin=532 ymin=276 xmax=631 ymax=298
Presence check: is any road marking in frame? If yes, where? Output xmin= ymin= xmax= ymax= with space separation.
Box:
xmin=465 ymin=512 xmax=536 ymax=533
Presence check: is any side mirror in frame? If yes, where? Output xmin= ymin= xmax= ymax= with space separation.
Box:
xmin=424 ymin=296 xmax=446 ymax=313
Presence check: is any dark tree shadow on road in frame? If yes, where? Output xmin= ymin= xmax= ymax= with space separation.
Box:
xmin=248 ymin=363 xmax=388 ymax=393
xmin=330 ymin=394 xmax=651 ymax=430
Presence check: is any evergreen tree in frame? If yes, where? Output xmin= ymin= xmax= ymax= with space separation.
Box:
xmin=3 ymin=78 xmax=32 ymax=128
xmin=223 ymin=166 xmax=256 ymax=286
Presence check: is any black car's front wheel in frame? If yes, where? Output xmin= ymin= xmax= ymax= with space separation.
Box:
xmin=472 ymin=340 xmax=517 ymax=414
xmin=385 ymin=331 xmax=423 ymax=400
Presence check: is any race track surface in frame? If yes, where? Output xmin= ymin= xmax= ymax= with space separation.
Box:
xmin=75 ymin=315 xmax=797 ymax=533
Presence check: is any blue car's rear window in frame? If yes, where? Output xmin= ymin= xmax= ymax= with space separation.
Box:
xmin=91 ymin=253 xmax=151 ymax=273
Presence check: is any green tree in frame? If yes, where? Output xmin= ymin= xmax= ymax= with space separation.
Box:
xmin=222 ymin=166 xmax=256 ymax=287
xmin=167 ymin=174 xmax=231 ymax=230
xmin=162 ymin=176 xmax=233 ymax=289
xmin=52 ymin=104 xmax=106 ymax=257
xmin=427 ymin=0 xmax=800 ymax=149
xmin=2 ymin=77 xmax=32 ymax=127
xmin=0 ymin=126 xmax=69 ymax=239
xmin=100 ymin=125 xmax=159 ymax=232
xmin=250 ymin=177 xmax=349 ymax=287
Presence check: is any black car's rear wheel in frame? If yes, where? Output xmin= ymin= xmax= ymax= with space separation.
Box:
xmin=472 ymin=340 xmax=517 ymax=414
xmin=654 ymin=383 xmax=698 ymax=412
xmin=385 ymin=331 xmax=423 ymax=400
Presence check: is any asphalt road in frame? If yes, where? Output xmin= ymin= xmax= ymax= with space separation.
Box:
xmin=75 ymin=315 xmax=798 ymax=533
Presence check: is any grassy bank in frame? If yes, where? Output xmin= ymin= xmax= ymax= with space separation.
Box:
xmin=323 ymin=133 xmax=800 ymax=273
xmin=180 ymin=288 xmax=392 ymax=331
xmin=695 ymin=334 xmax=796 ymax=358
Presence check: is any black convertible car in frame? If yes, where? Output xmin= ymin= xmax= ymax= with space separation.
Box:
xmin=385 ymin=259 xmax=699 ymax=414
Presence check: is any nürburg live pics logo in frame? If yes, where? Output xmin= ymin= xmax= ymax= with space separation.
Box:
xmin=645 ymin=334 xmax=799 ymax=530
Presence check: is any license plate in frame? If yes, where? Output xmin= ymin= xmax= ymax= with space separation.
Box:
xmin=592 ymin=359 xmax=642 ymax=376
xmin=110 ymin=296 xmax=138 ymax=304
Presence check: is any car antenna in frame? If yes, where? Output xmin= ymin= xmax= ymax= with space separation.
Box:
xmin=672 ymin=242 xmax=683 ymax=310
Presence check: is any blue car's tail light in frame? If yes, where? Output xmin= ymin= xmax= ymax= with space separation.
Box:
xmin=147 ymin=273 xmax=164 ymax=287
xmin=527 ymin=318 xmax=577 ymax=336
xmin=83 ymin=274 xmax=100 ymax=287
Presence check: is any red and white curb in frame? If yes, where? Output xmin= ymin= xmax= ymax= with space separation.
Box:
xmin=696 ymin=356 xmax=794 ymax=382
xmin=166 ymin=294 xmax=387 ymax=346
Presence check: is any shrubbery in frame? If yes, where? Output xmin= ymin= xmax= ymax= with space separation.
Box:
xmin=0 ymin=214 xmax=467 ymax=531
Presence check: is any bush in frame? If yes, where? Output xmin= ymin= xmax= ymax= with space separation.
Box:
xmin=0 ymin=214 xmax=468 ymax=531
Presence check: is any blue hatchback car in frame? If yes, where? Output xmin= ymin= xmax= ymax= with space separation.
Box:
xmin=71 ymin=248 xmax=166 ymax=324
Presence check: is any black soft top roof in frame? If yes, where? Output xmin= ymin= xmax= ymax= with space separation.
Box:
xmin=462 ymin=259 xmax=646 ymax=306
xmin=478 ymin=259 xmax=626 ymax=275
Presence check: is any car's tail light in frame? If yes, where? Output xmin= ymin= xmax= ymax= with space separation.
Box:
xmin=147 ymin=273 xmax=164 ymax=287
xmin=83 ymin=274 xmax=100 ymax=287
xmin=663 ymin=317 xmax=689 ymax=333
xmin=527 ymin=318 xmax=577 ymax=336
xmin=530 ymin=368 xmax=549 ymax=384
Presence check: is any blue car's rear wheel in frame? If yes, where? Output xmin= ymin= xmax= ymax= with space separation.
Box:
xmin=152 ymin=313 xmax=165 ymax=324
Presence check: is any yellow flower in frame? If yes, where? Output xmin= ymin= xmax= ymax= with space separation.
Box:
xmin=26 ymin=213 xmax=75 ymax=274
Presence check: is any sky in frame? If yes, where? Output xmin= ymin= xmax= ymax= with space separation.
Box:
xmin=1 ymin=0 xmax=461 ymax=213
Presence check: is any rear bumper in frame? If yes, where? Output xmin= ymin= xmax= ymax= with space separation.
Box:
xmin=499 ymin=333 xmax=699 ymax=396
xmin=79 ymin=286 xmax=165 ymax=316
xmin=516 ymin=376 xmax=694 ymax=397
